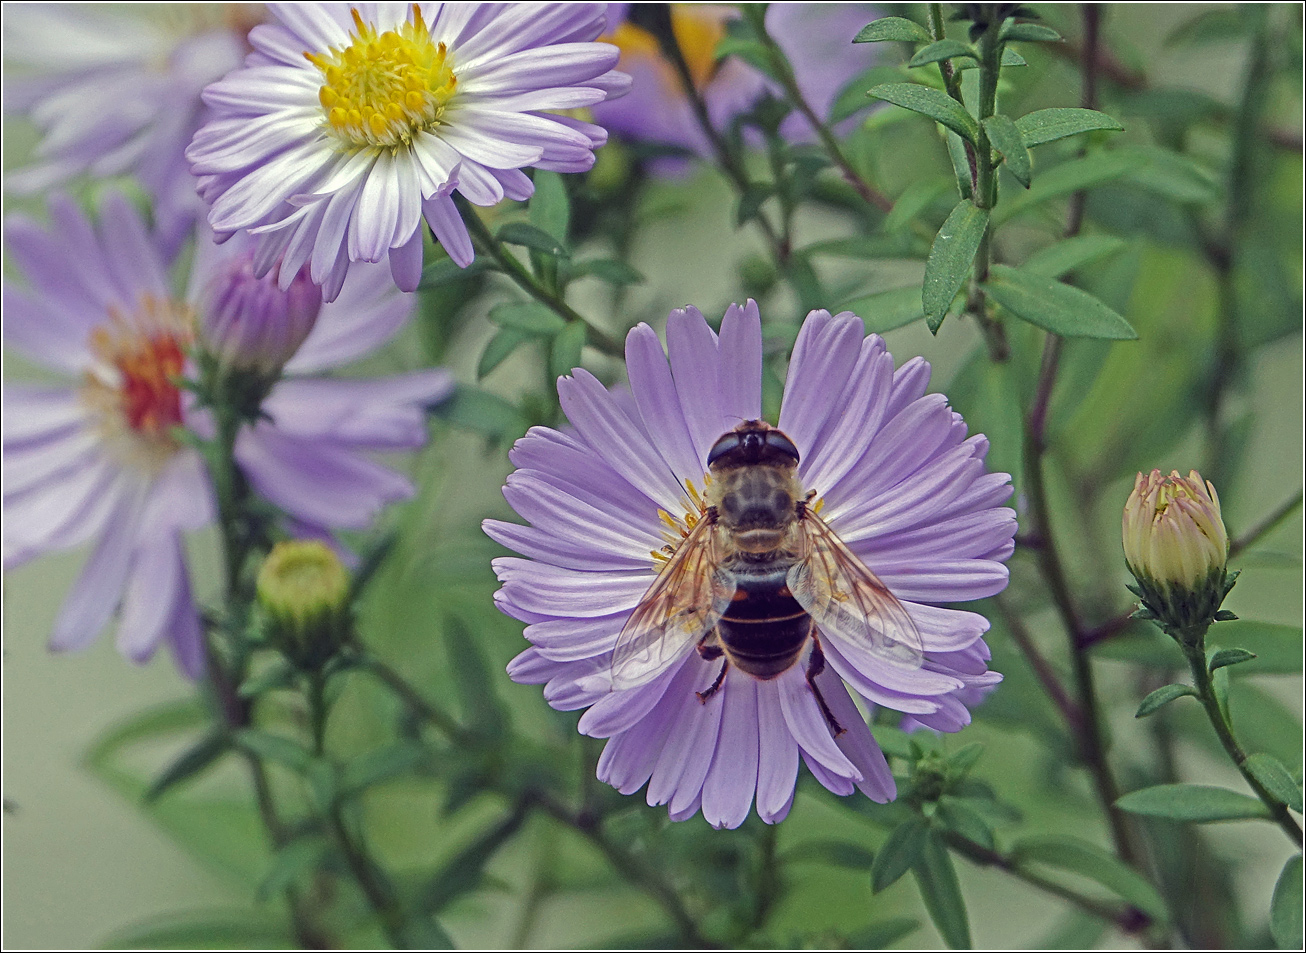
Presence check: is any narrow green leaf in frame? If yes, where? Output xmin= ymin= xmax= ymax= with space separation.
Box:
xmin=550 ymin=320 xmax=586 ymax=382
xmin=923 ymin=200 xmax=988 ymax=332
xmin=871 ymin=816 xmax=928 ymax=893
xmin=1000 ymin=22 xmax=1063 ymax=43
xmin=1015 ymin=108 xmax=1123 ymax=147
xmin=913 ymin=830 xmax=971 ymax=949
xmin=868 ymin=83 xmax=980 ymax=145
xmin=146 ymin=731 xmax=230 ymax=803
xmin=1116 ymin=783 xmax=1272 ymax=822
xmin=854 ymin=17 xmax=931 ymax=43
xmin=936 ymin=796 xmax=995 ymax=850
xmin=477 ymin=326 xmax=532 ymax=379
xmin=1271 ymin=854 xmax=1304 ymax=949
xmin=957 ymin=48 xmax=1027 ymax=70
xmin=1036 ymin=910 xmax=1110 ymax=950
xmin=993 ymin=151 xmax=1135 ymax=226
xmin=909 ymin=39 xmax=978 ymax=68
xmin=528 ymin=169 xmax=569 ymax=246
xmin=736 ymin=182 xmax=775 ymax=227
xmin=841 ymin=286 xmax=925 ymax=334
xmin=945 ymin=131 xmax=974 ymax=200
xmin=487 ymin=301 xmax=566 ymax=335
xmin=238 ymin=659 xmax=296 ymax=698
xmin=400 ymin=917 xmax=456 ymax=950
xmin=984 ymin=264 xmax=1137 ymax=339
xmin=571 ymin=258 xmax=644 ymax=286
xmin=496 ymin=221 xmax=569 ymax=257
xmin=1120 ymin=146 xmax=1221 ymax=205
xmin=782 ymin=840 xmax=876 ymax=870
xmin=1011 ymin=835 xmax=1168 ymax=921
xmin=983 ymin=114 xmax=1031 ymax=187
xmin=1022 ymin=235 xmax=1127 ymax=278
xmin=445 ymin=614 xmax=508 ymax=736
xmin=1135 ymin=684 xmax=1197 ymax=718
xmin=1166 ymin=8 xmax=1250 ymax=47
xmin=846 ymin=917 xmax=920 ymax=949
xmin=340 ymin=743 xmax=429 ymax=798
xmin=1209 ymin=647 xmax=1257 ymax=672
xmin=103 ymin=909 xmax=293 ymax=950
xmin=234 ymin=729 xmax=315 ymax=775
xmin=1244 ymin=754 xmax=1304 ymax=813
xmin=884 ymin=179 xmax=951 ymax=234
xmin=85 ymin=701 xmax=208 ymax=776
xmin=948 ymin=742 xmax=985 ymax=776
xmin=434 ymin=384 xmax=529 ymax=441
xmin=418 ymin=256 xmax=492 ymax=290
xmin=257 ymin=836 xmax=329 ymax=901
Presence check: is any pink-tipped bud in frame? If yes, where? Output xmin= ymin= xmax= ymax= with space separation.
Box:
xmin=197 ymin=254 xmax=323 ymax=377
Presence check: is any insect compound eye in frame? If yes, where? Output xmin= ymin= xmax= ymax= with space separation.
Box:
xmin=707 ymin=432 xmax=741 ymax=467
xmin=764 ymin=430 xmax=800 ymax=463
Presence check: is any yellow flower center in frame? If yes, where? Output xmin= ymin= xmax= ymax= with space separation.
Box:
xmin=305 ymin=5 xmax=456 ymax=150
xmin=82 ymin=295 xmax=194 ymax=472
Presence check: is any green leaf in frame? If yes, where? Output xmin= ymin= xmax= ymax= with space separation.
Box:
xmin=736 ymin=182 xmax=775 ymax=227
xmin=1036 ymin=911 xmax=1110 ymax=950
xmin=418 ymin=256 xmax=492 ymax=290
xmin=340 ymin=743 xmax=429 ymax=798
xmin=871 ymin=816 xmax=929 ymax=893
xmin=913 ymin=830 xmax=971 ymax=949
xmin=477 ymin=326 xmax=532 ymax=379
xmin=841 ymin=286 xmax=925 ymax=333
xmin=993 ymin=151 xmax=1135 ymax=226
xmin=1166 ymin=8 xmax=1250 ymax=47
xmin=983 ymin=264 xmax=1137 ymax=339
xmin=1015 ymin=108 xmax=1124 ymax=147
xmin=496 ymin=221 xmax=569 ymax=257
xmin=948 ymin=742 xmax=985 ymax=776
xmin=884 ymin=179 xmax=951 ymax=234
xmin=1000 ymin=21 xmax=1063 ymax=43
xmin=528 ymin=170 xmax=569 ymax=246
xmin=1244 ymin=754 xmax=1304 ymax=813
xmin=923 ymin=200 xmax=988 ymax=332
xmin=238 ymin=659 xmax=297 ymax=698
xmin=1119 ymin=146 xmax=1221 ymax=205
xmin=103 ymin=909 xmax=293 ymax=950
xmin=488 ymin=301 xmax=566 ymax=336
xmin=868 ymin=83 xmax=980 ymax=145
xmin=444 ymin=614 xmax=508 ymax=737
xmin=854 ymin=16 xmax=931 ymax=43
xmin=550 ymin=320 xmax=586 ymax=382
xmin=257 ymin=836 xmax=330 ymax=901
xmin=1209 ymin=647 xmax=1257 ymax=672
xmin=909 ymin=39 xmax=978 ymax=68
xmin=782 ymin=840 xmax=876 ymax=870
xmin=958 ymin=48 xmax=1028 ymax=70
xmin=1116 ymin=783 xmax=1272 ymax=822
xmin=983 ymin=114 xmax=1031 ymax=187
xmin=1010 ymin=835 xmax=1168 ymax=921
xmin=434 ymin=384 xmax=529 ymax=442
xmin=234 ymin=729 xmax=315 ymax=775
xmin=846 ymin=917 xmax=921 ymax=949
xmin=1022 ymin=235 xmax=1127 ymax=278
xmin=945 ymin=131 xmax=974 ymax=200
xmin=1135 ymin=684 xmax=1197 ymax=718
xmin=145 ymin=730 xmax=230 ymax=803
xmin=85 ymin=701 xmax=209 ymax=776
xmin=1272 ymin=854 xmax=1304 ymax=949
xmin=936 ymin=795 xmax=995 ymax=850
xmin=570 ymin=258 xmax=644 ymax=286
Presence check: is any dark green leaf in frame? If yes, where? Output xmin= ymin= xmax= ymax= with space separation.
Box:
xmin=1166 ymin=8 xmax=1250 ymax=47
xmin=234 ymin=730 xmax=315 ymax=775
xmin=1244 ymin=754 xmax=1304 ymax=813
xmin=1000 ymin=21 xmax=1062 ymax=42
xmin=257 ymin=836 xmax=329 ymax=901
xmin=841 ymin=286 xmax=925 ymax=333
xmin=399 ymin=917 xmax=456 ymax=950
xmin=871 ymin=816 xmax=928 ymax=893
xmin=1011 ymin=835 xmax=1168 ymax=920
xmin=528 ymin=170 xmax=569 ymax=246
xmin=550 ymin=320 xmax=587 ymax=382
xmin=1209 ymin=648 xmax=1257 ymax=672
xmin=854 ymin=17 xmax=931 ymax=43
xmin=868 ymin=83 xmax=980 ymax=145
xmin=957 ymin=48 xmax=1027 ymax=70
xmin=924 ymin=200 xmax=988 ymax=332
xmin=496 ymin=221 xmax=569 ymax=257
xmin=983 ymin=264 xmax=1137 ymax=339
xmin=945 ymin=131 xmax=975 ymax=200
xmin=948 ymin=743 xmax=985 ymax=776
xmin=1116 ymin=783 xmax=1272 ymax=822
xmin=238 ymin=659 xmax=296 ymax=698
xmin=1036 ymin=911 xmax=1110 ymax=950
xmin=782 ymin=839 xmax=876 ymax=870
xmin=913 ymin=830 xmax=971 ymax=949
xmin=419 ymin=805 xmax=529 ymax=913
xmin=445 ymin=614 xmax=508 ymax=737
xmin=936 ymin=796 xmax=995 ymax=850
xmin=1015 ymin=108 xmax=1124 ymax=147
xmin=909 ymin=39 xmax=978 ymax=68
xmin=1022 ymin=235 xmax=1127 ymax=278
xmin=736 ymin=182 xmax=775 ymax=227
xmin=103 ymin=909 xmax=293 ymax=950
xmin=1271 ymin=854 xmax=1304 ymax=949
xmin=1135 ymin=684 xmax=1197 ymax=718
xmin=146 ymin=730 xmax=230 ymax=803
xmin=830 ymin=66 xmax=900 ymax=123
xmin=884 ymin=179 xmax=951 ymax=233
xmin=340 ymin=743 xmax=429 ymax=797
xmin=571 ymin=258 xmax=644 ymax=286
xmin=477 ymin=326 xmax=532 ymax=380
xmin=1120 ymin=146 xmax=1220 ymax=205
xmin=846 ymin=917 xmax=921 ymax=949
xmin=993 ymin=151 xmax=1135 ymax=225
xmin=983 ymin=114 xmax=1031 ymax=187
xmin=434 ymin=385 xmax=529 ymax=441
xmin=488 ymin=301 xmax=566 ymax=336
xmin=1209 ymin=623 xmax=1302 ymax=677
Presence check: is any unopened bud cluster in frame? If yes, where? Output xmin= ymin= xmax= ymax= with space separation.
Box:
xmin=257 ymin=540 xmax=351 ymax=669
xmin=1122 ymin=469 xmax=1235 ymax=641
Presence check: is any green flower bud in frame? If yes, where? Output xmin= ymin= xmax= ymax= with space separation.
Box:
xmin=257 ymin=540 xmax=350 ymax=668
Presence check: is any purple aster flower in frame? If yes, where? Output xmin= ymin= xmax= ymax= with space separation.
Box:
xmin=3 ymin=4 xmax=261 ymax=256
xmin=3 ymin=194 xmax=452 ymax=677
xmin=592 ymin=4 xmax=878 ymax=165
xmin=486 ymin=303 xmax=1015 ymax=828
xmin=186 ymin=2 xmax=632 ymax=301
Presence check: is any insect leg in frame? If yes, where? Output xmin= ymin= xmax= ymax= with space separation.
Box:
xmin=695 ymin=629 xmax=728 ymax=703
xmin=805 ymin=632 xmax=846 ymax=736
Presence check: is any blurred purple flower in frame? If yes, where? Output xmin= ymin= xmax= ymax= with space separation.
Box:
xmin=487 ymin=303 xmax=1015 ymax=828
xmin=3 ymin=194 xmax=451 ymax=677
xmin=591 ymin=3 xmax=878 ymax=165
xmin=3 ymin=4 xmax=261 ymax=255
xmin=187 ymin=2 xmax=631 ymax=301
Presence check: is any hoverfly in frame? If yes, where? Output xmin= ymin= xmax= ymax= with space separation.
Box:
xmin=611 ymin=420 xmax=924 ymax=733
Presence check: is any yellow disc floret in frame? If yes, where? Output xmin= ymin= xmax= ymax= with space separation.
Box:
xmin=305 ymin=5 xmax=456 ymax=150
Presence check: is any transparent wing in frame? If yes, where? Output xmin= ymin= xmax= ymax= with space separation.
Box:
xmin=787 ymin=509 xmax=924 ymax=669
xmin=611 ymin=517 xmax=735 ymax=690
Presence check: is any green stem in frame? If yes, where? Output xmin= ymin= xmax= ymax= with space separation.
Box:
xmin=459 ymin=201 xmax=624 ymax=358
xmin=1181 ymin=640 xmax=1304 ymax=846
xmin=1230 ymin=491 xmax=1303 ymax=559
xmin=355 ymin=651 xmax=470 ymax=746
xmin=967 ymin=14 xmax=1009 ymax=362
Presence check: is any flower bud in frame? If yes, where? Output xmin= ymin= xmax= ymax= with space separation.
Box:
xmin=1123 ymin=469 xmax=1233 ymax=638
xmin=197 ymin=253 xmax=322 ymax=378
xmin=257 ymin=540 xmax=350 ymax=668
